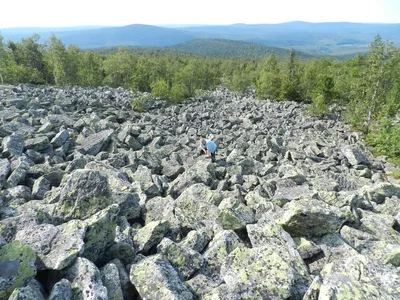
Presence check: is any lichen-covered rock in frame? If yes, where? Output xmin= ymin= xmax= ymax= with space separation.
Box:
xmin=112 ymin=192 xmax=141 ymax=220
xmin=76 ymin=129 xmax=113 ymax=155
xmin=217 ymin=198 xmax=254 ymax=230
xmin=360 ymin=182 xmax=400 ymax=204
xmin=108 ymin=259 xmax=136 ymax=300
xmin=201 ymin=230 xmax=244 ymax=278
xmin=0 ymin=241 xmax=37 ymax=299
xmin=278 ymin=163 xmax=307 ymax=185
xmin=101 ymin=262 xmax=124 ymax=300
xmin=341 ymin=145 xmax=370 ymax=166
xmin=8 ymin=280 xmax=46 ymax=300
xmin=317 ymin=254 xmax=400 ymax=299
xmin=24 ymin=136 xmax=51 ymax=152
xmin=180 ymin=228 xmax=214 ymax=253
xmin=358 ymin=211 xmax=400 ymax=244
xmin=32 ymin=176 xmax=51 ymax=200
xmin=82 ymin=204 xmax=119 ymax=263
xmin=293 ymin=237 xmax=322 ymax=259
xmin=130 ymin=165 xmax=161 ymax=197
xmin=130 ymin=254 xmax=193 ymax=300
xmin=56 ymin=169 xmax=112 ymax=220
xmin=14 ymin=220 xmax=86 ymax=271
xmin=175 ymin=187 xmax=220 ymax=231
xmin=169 ymin=159 xmax=216 ymax=197
xmin=157 ymin=237 xmax=204 ymax=280
xmin=50 ymin=129 xmax=69 ymax=148
xmin=6 ymin=161 xmax=28 ymax=188
xmin=185 ymin=274 xmax=220 ymax=299
xmin=62 ymin=257 xmax=107 ymax=300
xmin=341 ymin=224 xmax=400 ymax=266
xmin=0 ymin=158 xmax=11 ymax=188
xmin=133 ymin=220 xmax=170 ymax=253
xmin=48 ymin=279 xmax=72 ymax=300
xmin=2 ymin=134 xmax=24 ymax=158
xmin=220 ymin=244 xmax=310 ymax=299
xmin=276 ymin=197 xmax=354 ymax=236
xmin=144 ymin=195 xmax=176 ymax=224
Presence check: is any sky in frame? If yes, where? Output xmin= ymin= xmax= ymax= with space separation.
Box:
xmin=1 ymin=0 xmax=400 ymax=28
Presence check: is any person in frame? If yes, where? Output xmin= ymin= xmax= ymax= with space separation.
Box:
xmin=200 ymin=137 xmax=217 ymax=161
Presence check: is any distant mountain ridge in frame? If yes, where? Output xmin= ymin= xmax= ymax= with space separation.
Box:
xmin=1 ymin=22 xmax=399 ymax=56
xmin=168 ymin=39 xmax=316 ymax=60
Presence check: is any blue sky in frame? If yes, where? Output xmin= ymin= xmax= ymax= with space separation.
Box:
xmin=1 ymin=0 xmax=400 ymax=28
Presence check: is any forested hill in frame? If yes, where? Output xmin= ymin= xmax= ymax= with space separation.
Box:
xmin=1 ymin=22 xmax=400 ymax=56
xmin=168 ymin=39 xmax=316 ymax=60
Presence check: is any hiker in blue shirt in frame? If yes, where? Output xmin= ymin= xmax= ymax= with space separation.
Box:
xmin=200 ymin=138 xmax=217 ymax=161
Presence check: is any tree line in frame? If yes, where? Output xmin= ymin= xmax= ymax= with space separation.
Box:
xmin=0 ymin=34 xmax=399 ymax=163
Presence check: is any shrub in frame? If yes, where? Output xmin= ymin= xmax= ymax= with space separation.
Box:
xmin=366 ymin=118 xmax=400 ymax=161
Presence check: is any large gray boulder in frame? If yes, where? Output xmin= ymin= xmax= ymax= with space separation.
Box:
xmin=2 ymin=134 xmax=24 ymax=158
xmin=76 ymin=129 xmax=113 ymax=155
xmin=276 ymin=197 xmax=354 ymax=236
xmin=62 ymin=257 xmax=108 ymax=300
xmin=130 ymin=254 xmax=193 ymax=300
xmin=55 ymin=169 xmax=112 ymax=220
xmin=157 ymin=237 xmax=204 ymax=280
xmin=0 ymin=241 xmax=37 ymax=299
xmin=14 ymin=220 xmax=86 ymax=271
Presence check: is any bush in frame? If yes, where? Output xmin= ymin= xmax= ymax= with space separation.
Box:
xmin=366 ymin=118 xmax=400 ymax=161
xmin=308 ymin=93 xmax=328 ymax=116
xmin=150 ymin=79 xmax=170 ymax=99
xmin=130 ymin=94 xmax=152 ymax=112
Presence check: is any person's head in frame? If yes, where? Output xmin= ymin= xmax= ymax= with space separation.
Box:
xmin=201 ymin=139 xmax=206 ymax=146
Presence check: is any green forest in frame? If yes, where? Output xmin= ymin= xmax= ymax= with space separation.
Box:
xmin=0 ymin=34 xmax=399 ymax=165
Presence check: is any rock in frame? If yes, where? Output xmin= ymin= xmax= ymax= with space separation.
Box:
xmin=50 ymin=129 xmax=69 ymax=148
xmin=317 ymin=254 xmax=400 ymax=299
xmin=8 ymin=279 xmax=46 ymax=300
xmin=157 ymin=237 xmax=204 ymax=280
xmin=76 ymin=129 xmax=113 ymax=155
xmin=169 ymin=159 xmax=216 ymax=197
xmin=101 ymin=262 xmax=124 ymax=300
xmin=276 ymin=197 xmax=354 ymax=236
xmin=31 ymin=176 xmax=51 ymax=200
xmin=112 ymin=192 xmax=141 ymax=220
xmin=48 ymin=279 xmax=72 ymax=300
xmin=24 ymin=136 xmax=51 ymax=152
xmin=175 ymin=187 xmax=220 ymax=232
xmin=6 ymin=161 xmax=28 ymax=188
xmin=56 ymin=169 xmax=112 ymax=220
xmin=180 ymin=228 xmax=214 ymax=253
xmin=185 ymin=274 xmax=219 ymax=299
xmin=15 ymin=220 xmax=86 ymax=271
xmin=62 ymin=258 xmax=107 ymax=300
xmin=201 ymin=230 xmax=244 ymax=279
xmin=0 ymin=241 xmax=37 ymax=299
xmin=130 ymin=254 xmax=193 ymax=300
xmin=341 ymin=145 xmax=370 ymax=166
xmin=2 ymin=134 xmax=24 ymax=158
xmin=360 ymin=182 xmax=400 ymax=204
xmin=131 ymin=165 xmax=161 ymax=197
xmin=221 ymin=244 xmax=310 ymax=299
xmin=0 ymin=158 xmax=11 ymax=188
xmin=108 ymin=259 xmax=136 ymax=300
xmin=82 ymin=204 xmax=119 ymax=263
xmin=125 ymin=135 xmax=143 ymax=151
xmin=133 ymin=220 xmax=170 ymax=253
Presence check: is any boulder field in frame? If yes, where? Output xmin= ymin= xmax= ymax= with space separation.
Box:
xmin=0 ymin=84 xmax=400 ymax=299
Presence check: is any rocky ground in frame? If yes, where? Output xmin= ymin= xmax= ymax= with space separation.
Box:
xmin=0 ymin=84 xmax=400 ymax=299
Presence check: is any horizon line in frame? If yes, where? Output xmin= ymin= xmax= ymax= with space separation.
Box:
xmin=1 ymin=20 xmax=400 ymax=30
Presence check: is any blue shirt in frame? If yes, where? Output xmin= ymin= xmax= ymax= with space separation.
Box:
xmin=205 ymin=140 xmax=217 ymax=153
